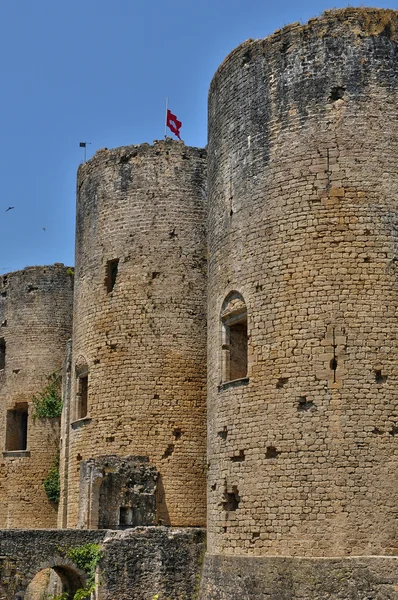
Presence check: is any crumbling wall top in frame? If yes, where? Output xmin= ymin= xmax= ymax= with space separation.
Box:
xmin=0 ymin=263 xmax=73 ymax=287
xmin=77 ymin=138 xmax=206 ymax=183
xmin=210 ymin=7 xmax=398 ymax=92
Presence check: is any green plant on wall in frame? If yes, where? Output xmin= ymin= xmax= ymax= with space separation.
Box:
xmin=58 ymin=543 xmax=103 ymax=600
xmin=32 ymin=371 xmax=63 ymax=418
xmin=43 ymin=454 xmax=60 ymax=503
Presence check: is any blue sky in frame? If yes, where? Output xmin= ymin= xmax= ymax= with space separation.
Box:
xmin=1 ymin=0 xmax=397 ymax=274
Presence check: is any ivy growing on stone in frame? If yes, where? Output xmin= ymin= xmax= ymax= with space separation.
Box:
xmin=58 ymin=543 xmax=103 ymax=600
xmin=32 ymin=371 xmax=62 ymax=418
xmin=43 ymin=454 xmax=60 ymax=503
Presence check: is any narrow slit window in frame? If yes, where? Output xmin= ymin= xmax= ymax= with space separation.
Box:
xmin=6 ymin=404 xmax=28 ymax=451
xmin=0 ymin=338 xmax=5 ymax=370
xmin=106 ymin=259 xmax=119 ymax=293
xmin=221 ymin=292 xmax=248 ymax=383
xmin=76 ymin=373 xmax=88 ymax=420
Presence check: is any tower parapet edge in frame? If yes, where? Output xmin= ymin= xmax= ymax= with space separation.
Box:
xmin=202 ymin=7 xmax=398 ymax=599
xmin=61 ymin=139 xmax=208 ymax=529
xmin=0 ymin=264 xmax=73 ymax=528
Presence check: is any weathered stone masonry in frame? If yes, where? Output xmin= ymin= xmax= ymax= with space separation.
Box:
xmin=60 ymin=140 xmax=207 ymax=529
xmin=0 ymin=265 xmax=73 ymax=528
xmin=202 ymin=6 xmax=398 ymax=599
xmin=0 ymin=527 xmax=205 ymax=600
xmin=0 ymin=7 xmax=398 ymax=600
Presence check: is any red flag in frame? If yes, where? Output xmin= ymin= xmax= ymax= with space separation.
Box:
xmin=166 ymin=109 xmax=182 ymax=139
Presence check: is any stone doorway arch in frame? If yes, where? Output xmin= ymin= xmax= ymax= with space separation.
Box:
xmin=20 ymin=563 xmax=85 ymax=600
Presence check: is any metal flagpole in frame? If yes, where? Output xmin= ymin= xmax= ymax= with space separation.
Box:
xmin=164 ymin=97 xmax=168 ymax=139
xmin=79 ymin=142 xmax=91 ymax=163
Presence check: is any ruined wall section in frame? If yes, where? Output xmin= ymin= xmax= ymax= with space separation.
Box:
xmin=0 ymin=265 xmax=73 ymax=528
xmin=0 ymin=527 xmax=206 ymax=600
xmin=62 ymin=140 xmax=207 ymax=528
xmin=207 ymin=8 xmax=398 ymax=558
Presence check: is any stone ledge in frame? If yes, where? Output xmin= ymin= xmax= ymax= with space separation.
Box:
xmin=218 ymin=377 xmax=249 ymax=392
xmin=2 ymin=450 xmax=30 ymax=458
xmin=71 ymin=417 xmax=92 ymax=429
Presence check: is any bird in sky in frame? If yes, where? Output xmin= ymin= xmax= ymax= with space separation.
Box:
xmin=42 ymin=227 xmax=46 ymax=231
xmin=5 ymin=207 xmax=14 ymax=212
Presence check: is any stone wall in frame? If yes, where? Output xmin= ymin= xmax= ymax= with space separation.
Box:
xmin=0 ymin=527 xmax=205 ymax=600
xmin=199 ymin=554 xmax=398 ymax=600
xmin=60 ymin=139 xmax=207 ymax=528
xmin=99 ymin=527 xmax=205 ymax=600
xmin=0 ymin=265 xmax=73 ymax=528
xmin=207 ymin=7 xmax=398 ymax=558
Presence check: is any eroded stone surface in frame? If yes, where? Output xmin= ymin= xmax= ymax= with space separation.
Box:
xmin=0 ymin=265 xmax=73 ymax=528
xmin=77 ymin=455 xmax=158 ymax=529
xmin=199 ymin=554 xmax=398 ymax=600
xmin=0 ymin=527 xmax=205 ymax=600
xmin=207 ymin=6 xmax=398 ymax=560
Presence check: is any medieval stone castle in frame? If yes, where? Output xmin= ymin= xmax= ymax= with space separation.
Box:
xmin=0 ymin=7 xmax=398 ymax=600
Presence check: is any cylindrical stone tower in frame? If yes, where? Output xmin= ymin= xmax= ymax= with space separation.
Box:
xmin=60 ymin=140 xmax=207 ymax=528
xmin=0 ymin=264 xmax=73 ymax=528
xmin=203 ymin=8 xmax=398 ymax=598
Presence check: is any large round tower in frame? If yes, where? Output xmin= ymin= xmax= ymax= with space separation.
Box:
xmin=0 ymin=264 xmax=73 ymax=528
xmin=60 ymin=140 xmax=207 ymax=528
xmin=203 ymin=8 xmax=398 ymax=597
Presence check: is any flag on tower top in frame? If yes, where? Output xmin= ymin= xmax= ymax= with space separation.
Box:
xmin=166 ymin=109 xmax=182 ymax=139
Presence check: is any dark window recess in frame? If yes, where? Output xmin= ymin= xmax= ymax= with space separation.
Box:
xmin=330 ymin=86 xmax=345 ymax=101
xmin=119 ymin=507 xmax=133 ymax=527
xmin=173 ymin=428 xmax=182 ymax=440
xmin=276 ymin=377 xmax=289 ymax=389
xmin=0 ymin=338 xmax=5 ymax=370
xmin=298 ymin=396 xmax=315 ymax=411
xmin=162 ymin=444 xmax=175 ymax=459
xmin=229 ymin=321 xmax=248 ymax=380
xmin=223 ymin=486 xmax=240 ymax=512
xmin=6 ymin=405 xmax=28 ymax=451
xmin=217 ymin=426 xmax=228 ymax=441
xmin=375 ymin=370 xmax=388 ymax=384
xmin=106 ymin=259 xmax=119 ymax=293
xmin=221 ymin=292 xmax=248 ymax=383
xmin=266 ymin=446 xmax=280 ymax=459
xmin=230 ymin=450 xmax=245 ymax=462
xmin=77 ymin=374 xmax=88 ymax=419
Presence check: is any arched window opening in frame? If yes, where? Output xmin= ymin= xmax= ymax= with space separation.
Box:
xmin=221 ymin=292 xmax=248 ymax=383
xmin=75 ymin=356 xmax=89 ymax=420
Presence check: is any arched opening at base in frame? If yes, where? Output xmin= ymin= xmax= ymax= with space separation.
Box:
xmin=25 ymin=566 xmax=84 ymax=600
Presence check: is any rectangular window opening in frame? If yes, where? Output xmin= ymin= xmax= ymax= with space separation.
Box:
xmin=0 ymin=338 xmax=5 ymax=370
xmin=76 ymin=374 xmax=88 ymax=420
xmin=221 ymin=293 xmax=248 ymax=385
xmin=6 ymin=404 xmax=28 ymax=451
xmin=119 ymin=506 xmax=133 ymax=527
xmin=229 ymin=318 xmax=248 ymax=380
xmin=106 ymin=259 xmax=119 ymax=293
